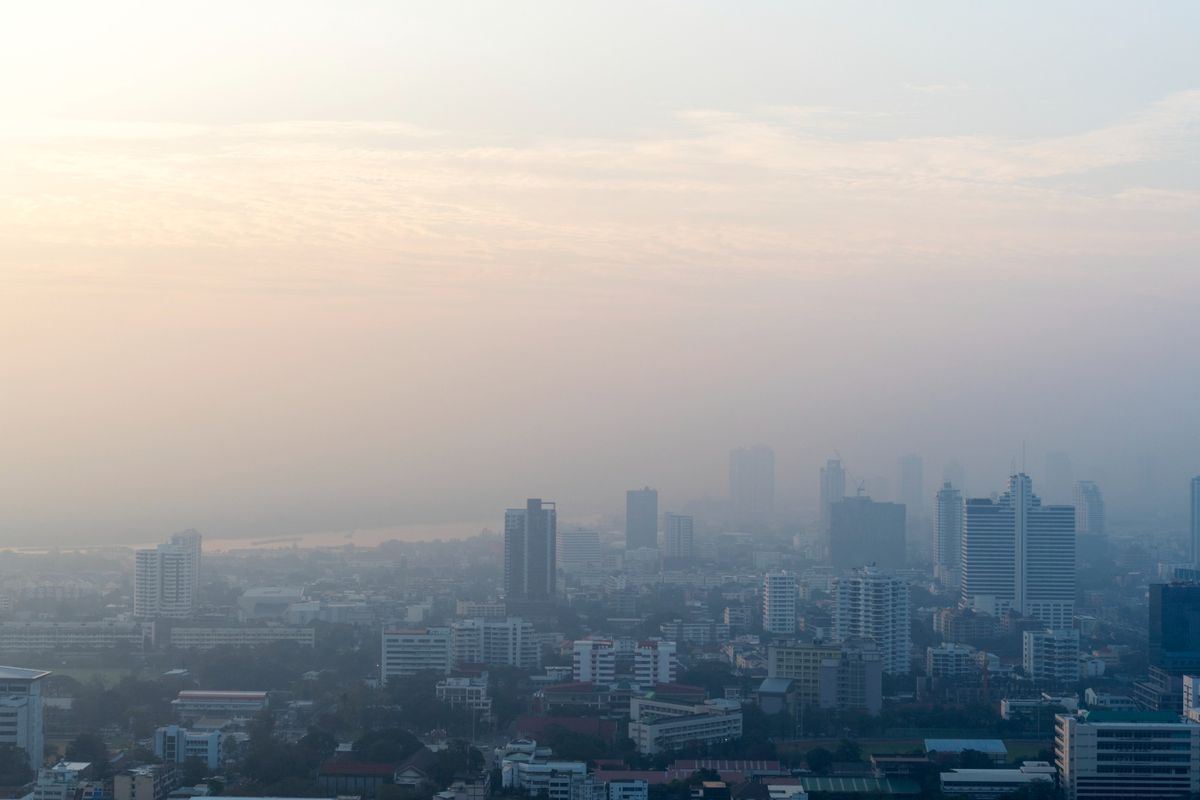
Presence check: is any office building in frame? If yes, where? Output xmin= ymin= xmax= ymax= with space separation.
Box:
xmin=829 ymin=496 xmax=906 ymax=570
xmin=925 ymin=643 xmax=978 ymax=679
xmin=436 ymin=675 xmax=493 ymax=722
xmin=1056 ymin=710 xmax=1200 ymax=799
xmin=833 ymin=567 xmax=911 ymax=675
xmin=113 ymin=765 xmax=177 ymax=800
xmin=762 ymin=572 xmax=797 ymax=635
xmin=1073 ymin=482 xmax=1105 ymax=538
xmin=381 ymin=627 xmax=453 ymax=682
xmin=505 ymin=499 xmax=557 ymax=601
xmin=729 ymin=446 xmax=774 ymax=528
xmin=819 ymin=458 xmax=846 ymax=533
xmin=897 ymin=454 xmax=925 ymax=520
xmin=134 ymin=543 xmax=196 ymax=619
xmin=171 ymin=690 xmax=267 ymax=721
xmin=627 ymin=697 xmax=743 ymax=755
xmin=169 ymin=529 xmax=202 ymax=596
xmin=626 ymin=488 xmax=658 ymax=551
xmin=573 ymin=639 xmax=617 ymax=684
xmin=557 ymin=528 xmax=601 ymax=575
xmin=960 ymin=474 xmax=1075 ymax=629
xmin=168 ymin=625 xmax=315 ymax=650
xmin=1022 ymin=629 xmax=1080 ymax=686
xmin=634 ymin=640 xmax=677 ymax=685
xmin=1192 ymin=477 xmax=1200 ymax=566
xmin=451 ymin=617 xmax=540 ymax=670
xmin=0 ymin=666 xmax=48 ymax=769
xmin=662 ymin=513 xmax=694 ymax=561
xmin=767 ymin=640 xmax=882 ymax=714
xmin=1149 ymin=582 xmax=1200 ymax=674
xmin=154 ymin=725 xmax=220 ymax=770
xmin=934 ymin=482 xmax=963 ymax=588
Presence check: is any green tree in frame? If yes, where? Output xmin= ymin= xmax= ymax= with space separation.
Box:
xmin=0 ymin=744 xmax=33 ymax=786
xmin=805 ymin=747 xmax=834 ymax=775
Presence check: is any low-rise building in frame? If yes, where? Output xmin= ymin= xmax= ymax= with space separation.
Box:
xmin=169 ymin=625 xmax=315 ymax=650
xmin=627 ymin=697 xmax=743 ymax=755
xmin=114 ymin=765 xmax=178 ymax=800
xmin=1022 ymin=629 xmax=1080 ymax=686
xmin=31 ymin=762 xmax=96 ymax=800
xmin=436 ymin=675 xmax=493 ymax=721
xmin=1056 ymin=710 xmax=1200 ymax=799
xmin=172 ymin=690 xmax=267 ymax=722
xmin=939 ymin=762 xmax=1056 ymax=799
xmin=155 ymin=725 xmax=221 ymax=770
xmin=0 ymin=621 xmax=151 ymax=651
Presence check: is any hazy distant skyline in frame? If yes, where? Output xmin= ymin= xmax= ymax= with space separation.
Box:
xmin=2 ymin=2 xmax=1199 ymax=543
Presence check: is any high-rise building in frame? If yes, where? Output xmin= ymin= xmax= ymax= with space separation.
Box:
xmin=1073 ymin=481 xmax=1105 ymax=538
xmin=1023 ymin=628 xmax=1080 ymax=685
xmin=662 ymin=513 xmax=694 ymax=561
xmin=729 ymin=446 xmax=775 ymax=528
xmin=897 ymin=454 xmax=924 ymax=520
xmin=960 ymin=474 xmax=1075 ymax=629
xmin=1056 ymin=710 xmax=1200 ymax=800
xmin=572 ymin=639 xmax=616 ymax=684
xmin=762 ymin=571 xmax=797 ymax=635
xmin=1149 ymin=583 xmax=1200 ymax=675
xmin=504 ymin=499 xmax=557 ymax=601
xmin=134 ymin=543 xmax=196 ymax=619
xmin=169 ymin=529 xmax=202 ymax=595
xmin=625 ymin=488 xmax=659 ymax=551
xmin=819 ymin=459 xmax=846 ymax=533
xmin=450 ymin=617 xmax=540 ymax=670
xmin=832 ymin=567 xmax=911 ymax=675
xmin=934 ymin=482 xmax=963 ymax=588
xmin=1191 ymin=477 xmax=1200 ymax=566
xmin=634 ymin=640 xmax=678 ymax=685
xmin=0 ymin=666 xmax=48 ymax=769
xmin=829 ymin=496 xmax=906 ymax=570
xmin=557 ymin=527 xmax=601 ymax=575
xmin=380 ymin=627 xmax=453 ymax=681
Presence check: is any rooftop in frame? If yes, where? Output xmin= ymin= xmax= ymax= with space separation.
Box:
xmin=0 ymin=666 xmax=51 ymax=681
xmin=924 ymin=739 xmax=1007 ymax=755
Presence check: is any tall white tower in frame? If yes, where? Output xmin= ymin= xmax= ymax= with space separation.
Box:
xmin=133 ymin=543 xmax=195 ymax=618
xmin=833 ymin=567 xmax=911 ymax=675
xmin=762 ymin=572 xmax=797 ymax=635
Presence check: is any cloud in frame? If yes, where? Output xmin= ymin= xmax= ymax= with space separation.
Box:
xmin=2 ymin=91 xmax=1197 ymax=293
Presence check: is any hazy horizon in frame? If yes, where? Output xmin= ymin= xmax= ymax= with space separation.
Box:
xmin=3 ymin=1 xmax=1199 ymax=545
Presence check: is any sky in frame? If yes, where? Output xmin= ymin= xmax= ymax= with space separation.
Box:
xmin=2 ymin=1 xmax=1199 ymax=544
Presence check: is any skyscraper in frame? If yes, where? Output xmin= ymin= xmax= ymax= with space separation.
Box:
xmin=762 ymin=571 xmax=797 ymax=635
xmin=504 ymin=498 xmax=557 ymax=601
xmin=134 ymin=542 xmax=196 ymax=618
xmin=934 ymin=482 xmax=963 ymax=588
xmin=170 ymin=529 xmax=202 ymax=595
xmin=833 ymin=567 xmax=911 ymax=675
xmin=819 ymin=458 xmax=846 ymax=533
xmin=625 ymin=487 xmax=659 ymax=550
xmin=829 ymin=496 xmax=906 ymax=570
xmin=1074 ymin=481 xmax=1105 ymax=537
xmin=960 ymin=474 xmax=1075 ymax=629
xmin=897 ymin=454 xmax=924 ymax=519
xmin=729 ymin=445 xmax=775 ymax=528
xmin=663 ymin=513 xmax=694 ymax=561
xmin=1149 ymin=582 xmax=1200 ymax=675
xmin=1192 ymin=477 xmax=1200 ymax=567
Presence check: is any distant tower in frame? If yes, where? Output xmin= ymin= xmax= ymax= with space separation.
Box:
xmin=897 ymin=454 xmax=924 ymax=520
xmin=625 ymin=487 xmax=659 ymax=550
xmin=504 ymin=499 xmax=557 ymax=601
xmin=934 ymin=482 xmax=963 ymax=588
xmin=960 ymin=474 xmax=1075 ymax=628
xmin=1074 ymin=481 xmax=1105 ymax=537
xmin=133 ymin=543 xmax=196 ymax=618
xmin=1192 ymin=477 xmax=1200 ymax=567
xmin=833 ymin=567 xmax=911 ymax=675
xmin=762 ymin=572 xmax=797 ymax=635
xmin=819 ymin=458 xmax=846 ymax=533
xmin=729 ymin=446 xmax=775 ymax=528
xmin=170 ymin=529 xmax=202 ymax=595
xmin=662 ymin=513 xmax=695 ymax=561
xmin=829 ymin=496 xmax=906 ymax=570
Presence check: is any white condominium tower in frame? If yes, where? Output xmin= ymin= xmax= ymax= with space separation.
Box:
xmin=170 ymin=529 xmax=202 ymax=594
xmin=762 ymin=571 xmax=797 ymax=635
xmin=833 ymin=566 xmax=911 ymax=675
xmin=134 ymin=542 xmax=196 ymax=618
xmin=960 ymin=473 xmax=1075 ymax=629
xmin=663 ymin=513 xmax=695 ymax=560
xmin=934 ymin=482 xmax=963 ymax=588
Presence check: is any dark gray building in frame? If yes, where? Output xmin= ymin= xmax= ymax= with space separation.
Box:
xmin=504 ymin=498 xmax=556 ymax=601
xmin=829 ymin=495 xmax=906 ymax=570
xmin=625 ymin=487 xmax=658 ymax=550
